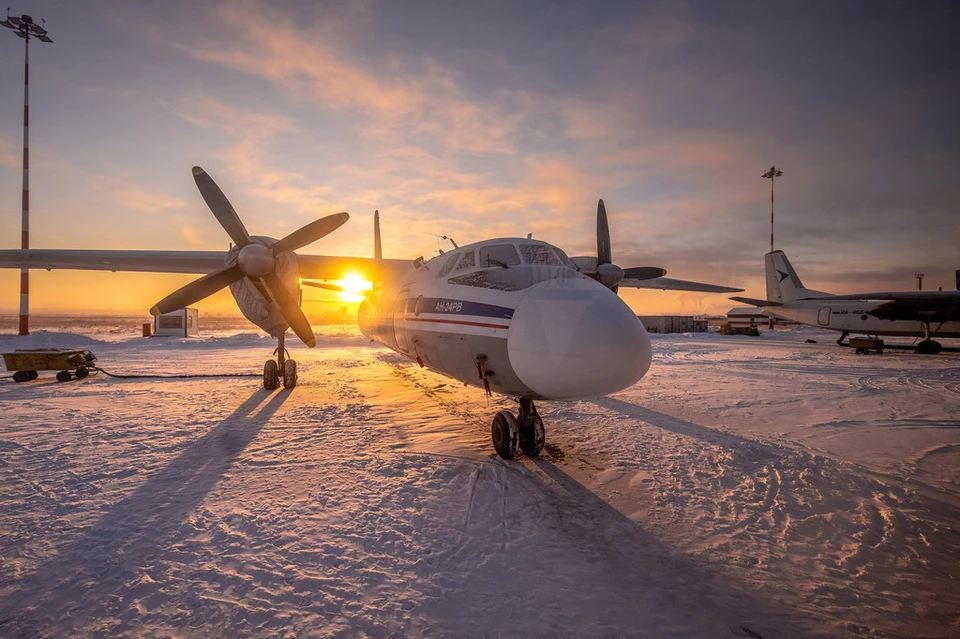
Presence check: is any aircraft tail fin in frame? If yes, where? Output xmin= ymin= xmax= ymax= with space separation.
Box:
xmin=374 ymin=210 xmax=382 ymax=261
xmin=765 ymin=250 xmax=830 ymax=303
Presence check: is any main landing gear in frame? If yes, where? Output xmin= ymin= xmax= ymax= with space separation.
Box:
xmin=917 ymin=321 xmax=942 ymax=355
xmin=263 ymin=332 xmax=298 ymax=390
xmin=491 ymin=398 xmax=545 ymax=460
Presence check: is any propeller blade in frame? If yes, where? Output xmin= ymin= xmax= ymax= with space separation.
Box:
xmin=263 ymin=273 xmax=316 ymax=347
xmin=623 ymin=267 xmax=667 ymax=281
xmin=150 ymin=264 xmax=244 ymax=315
xmin=597 ymin=199 xmax=612 ymax=265
xmin=300 ymin=281 xmax=349 ymax=293
xmin=271 ymin=213 xmax=349 ymax=256
xmin=193 ymin=166 xmax=251 ymax=248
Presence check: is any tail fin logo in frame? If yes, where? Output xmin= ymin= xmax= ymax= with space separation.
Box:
xmin=777 ymin=270 xmax=791 ymax=283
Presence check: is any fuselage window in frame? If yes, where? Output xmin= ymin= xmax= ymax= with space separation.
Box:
xmin=519 ymin=244 xmax=560 ymax=265
xmin=479 ymin=244 xmax=521 ymax=268
xmin=454 ymin=251 xmax=476 ymax=271
xmin=436 ymin=253 xmax=459 ymax=278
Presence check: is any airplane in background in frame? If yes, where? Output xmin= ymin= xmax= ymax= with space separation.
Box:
xmin=0 ymin=166 xmax=742 ymax=458
xmin=732 ymin=250 xmax=960 ymax=354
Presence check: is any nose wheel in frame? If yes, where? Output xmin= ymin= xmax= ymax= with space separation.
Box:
xmin=490 ymin=398 xmax=545 ymax=459
xmin=264 ymin=332 xmax=299 ymax=390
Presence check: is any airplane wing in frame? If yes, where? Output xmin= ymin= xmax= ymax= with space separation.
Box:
xmin=0 ymin=249 xmax=415 ymax=281
xmin=0 ymin=249 xmax=225 ymax=274
xmin=620 ymin=276 xmax=743 ymax=293
xmin=867 ymin=296 xmax=960 ymax=322
xmin=296 ymin=256 xmax=413 ymax=281
xmin=729 ymin=296 xmax=783 ymax=307
xmin=822 ymin=291 xmax=960 ymax=302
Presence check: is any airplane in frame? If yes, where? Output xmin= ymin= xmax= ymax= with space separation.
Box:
xmin=732 ymin=250 xmax=960 ymax=354
xmin=0 ymin=166 xmax=742 ymax=458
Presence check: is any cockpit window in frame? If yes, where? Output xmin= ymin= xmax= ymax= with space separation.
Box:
xmin=453 ymin=251 xmax=475 ymax=272
xmin=479 ymin=244 xmax=521 ymax=268
xmin=436 ymin=253 xmax=458 ymax=278
xmin=519 ymin=244 xmax=560 ymax=265
xmin=552 ymin=247 xmax=576 ymax=268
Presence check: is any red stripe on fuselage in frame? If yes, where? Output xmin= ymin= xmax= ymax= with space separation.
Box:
xmin=405 ymin=317 xmax=509 ymax=330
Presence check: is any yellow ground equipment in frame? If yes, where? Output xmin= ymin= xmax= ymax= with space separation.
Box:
xmin=849 ymin=337 xmax=884 ymax=355
xmin=719 ymin=323 xmax=760 ymax=336
xmin=3 ymin=348 xmax=98 ymax=382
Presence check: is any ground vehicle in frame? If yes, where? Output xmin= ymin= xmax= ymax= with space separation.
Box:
xmin=3 ymin=348 xmax=98 ymax=382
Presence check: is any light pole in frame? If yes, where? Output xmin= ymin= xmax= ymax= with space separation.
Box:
xmin=1 ymin=10 xmax=52 ymax=336
xmin=762 ymin=166 xmax=783 ymax=255
xmin=762 ymin=166 xmax=783 ymax=329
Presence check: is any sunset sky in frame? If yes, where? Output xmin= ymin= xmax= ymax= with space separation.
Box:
xmin=1 ymin=0 xmax=958 ymax=318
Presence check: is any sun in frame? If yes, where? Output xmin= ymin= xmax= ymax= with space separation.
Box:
xmin=334 ymin=273 xmax=372 ymax=303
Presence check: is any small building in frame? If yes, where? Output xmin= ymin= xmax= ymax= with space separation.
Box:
xmin=726 ymin=307 xmax=796 ymax=327
xmin=726 ymin=307 xmax=766 ymax=327
xmin=154 ymin=308 xmax=199 ymax=337
xmin=637 ymin=315 xmax=708 ymax=334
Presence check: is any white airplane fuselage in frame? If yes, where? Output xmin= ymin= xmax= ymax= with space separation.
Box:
xmin=766 ymin=300 xmax=960 ymax=338
xmin=358 ymin=237 xmax=653 ymax=401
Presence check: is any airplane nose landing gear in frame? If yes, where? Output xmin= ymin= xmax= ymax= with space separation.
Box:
xmin=517 ymin=398 xmax=544 ymax=457
xmin=491 ymin=398 xmax=545 ymax=459
xmin=264 ymin=332 xmax=298 ymax=390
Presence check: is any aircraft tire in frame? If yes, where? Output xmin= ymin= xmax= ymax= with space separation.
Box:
xmin=492 ymin=410 xmax=519 ymax=459
xmin=519 ymin=414 xmax=545 ymax=458
xmin=917 ymin=340 xmax=943 ymax=355
xmin=283 ymin=359 xmax=297 ymax=389
xmin=263 ymin=360 xmax=279 ymax=390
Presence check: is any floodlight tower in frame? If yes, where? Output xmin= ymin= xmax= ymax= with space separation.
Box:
xmin=762 ymin=166 xmax=783 ymax=255
xmin=1 ymin=10 xmax=52 ymax=336
xmin=762 ymin=166 xmax=783 ymax=329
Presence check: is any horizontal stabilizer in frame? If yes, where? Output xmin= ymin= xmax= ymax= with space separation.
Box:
xmin=730 ymin=296 xmax=783 ymax=307
xmin=620 ymin=277 xmax=743 ymax=293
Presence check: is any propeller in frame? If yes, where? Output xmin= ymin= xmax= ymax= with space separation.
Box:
xmin=594 ymin=199 xmax=624 ymax=291
xmin=150 ymin=166 xmax=349 ymax=348
xmin=571 ymin=200 xmax=668 ymax=293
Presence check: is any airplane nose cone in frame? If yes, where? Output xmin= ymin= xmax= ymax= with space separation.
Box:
xmin=507 ymin=278 xmax=652 ymax=400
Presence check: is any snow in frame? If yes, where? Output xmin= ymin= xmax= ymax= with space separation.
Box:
xmin=1 ymin=321 xmax=958 ymax=638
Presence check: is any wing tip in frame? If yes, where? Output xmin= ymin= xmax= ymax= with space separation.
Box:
xmin=191 ymin=166 xmax=205 ymax=177
xmin=149 ymin=305 xmax=162 ymax=316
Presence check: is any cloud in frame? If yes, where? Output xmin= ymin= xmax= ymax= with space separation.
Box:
xmin=0 ymin=136 xmax=20 ymax=169
xmin=169 ymin=95 xmax=297 ymax=143
xmin=173 ymin=4 xmax=519 ymax=157
xmin=115 ymin=187 xmax=190 ymax=215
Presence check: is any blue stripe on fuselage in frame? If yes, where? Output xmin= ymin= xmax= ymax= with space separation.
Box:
xmin=406 ymin=297 xmax=514 ymax=320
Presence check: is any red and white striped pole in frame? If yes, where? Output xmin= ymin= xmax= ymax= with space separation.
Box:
xmin=19 ymin=32 xmax=30 ymax=335
xmin=2 ymin=13 xmax=52 ymax=336
xmin=762 ymin=166 xmax=783 ymax=330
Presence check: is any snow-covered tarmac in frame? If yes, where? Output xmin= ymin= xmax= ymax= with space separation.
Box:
xmin=1 ymin=325 xmax=958 ymax=638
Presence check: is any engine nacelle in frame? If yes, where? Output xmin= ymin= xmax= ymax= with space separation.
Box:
xmin=225 ymin=236 xmax=300 ymax=337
